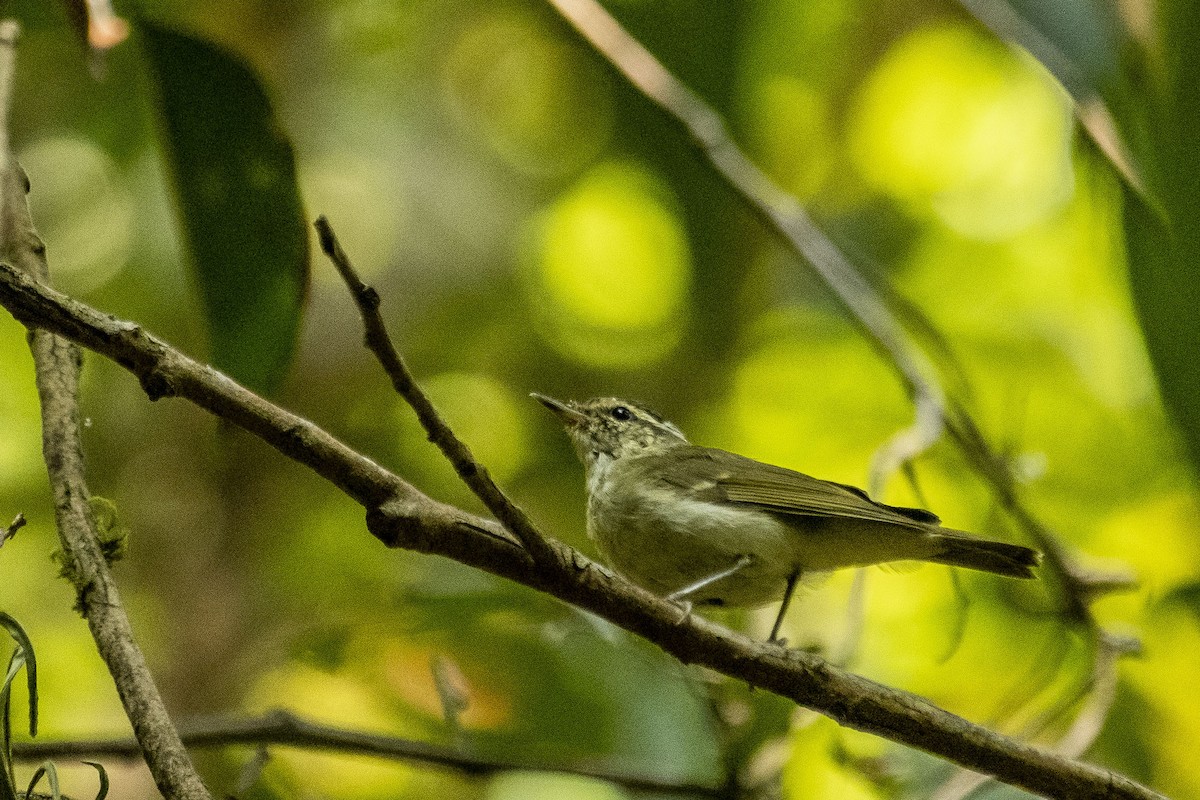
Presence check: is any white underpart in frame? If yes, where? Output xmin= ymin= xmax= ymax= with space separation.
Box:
xmin=586 ymin=452 xmax=614 ymax=497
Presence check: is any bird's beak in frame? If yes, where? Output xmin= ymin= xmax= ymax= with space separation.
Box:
xmin=531 ymin=392 xmax=586 ymax=426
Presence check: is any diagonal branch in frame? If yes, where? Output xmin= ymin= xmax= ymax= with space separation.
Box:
xmin=11 ymin=709 xmax=724 ymax=798
xmin=542 ymin=0 xmax=944 ymax=499
xmin=0 ymin=20 xmax=211 ymax=800
xmin=314 ymin=216 xmax=555 ymax=566
xmin=0 ymin=262 xmax=1165 ymax=800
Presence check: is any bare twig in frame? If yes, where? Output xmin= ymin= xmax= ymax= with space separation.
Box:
xmin=314 ymin=216 xmax=556 ymax=566
xmin=12 ymin=709 xmax=726 ymax=797
xmin=0 ymin=21 xmax=211 ymax=800
xmin=0 ymin=263 xmax=1166 ymax=800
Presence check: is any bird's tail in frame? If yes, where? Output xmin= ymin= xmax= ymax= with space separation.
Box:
xmin=928 ymin=530 xmax=1040 ymax=579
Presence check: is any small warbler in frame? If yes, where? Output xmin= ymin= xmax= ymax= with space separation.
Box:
xmin=534 ymin=394 xmax=1040 ymax=642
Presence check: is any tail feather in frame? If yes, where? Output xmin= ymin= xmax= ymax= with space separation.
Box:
xmin=928 ymin=530 xmax=1040 ymax=579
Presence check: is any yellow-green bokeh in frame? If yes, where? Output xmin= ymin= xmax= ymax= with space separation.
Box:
xmin=485 ymin=771 xmax=629 ymax=800
xmin=742 ymin=75 xmax=836 ymax=200
xmin=21 ymin=135 xmax=134 ymax=294
xmin=725 ymin=309 xmax=908 ymax=480
xmin=526 ymin=161 xmax=691 ymax=368
xmin=850 ymin=24 xmax=1074 ymax=238
xmin=443 ymin=8 xmax=613 ymax=176
xmin=393 ymin=371 xmax=531 ymax=495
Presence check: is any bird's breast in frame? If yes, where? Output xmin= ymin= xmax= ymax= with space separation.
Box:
xmin=586 ymin=473 xmax=798 ymax=607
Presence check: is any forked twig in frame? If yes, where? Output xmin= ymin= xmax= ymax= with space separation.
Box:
xmin=314 ymin=216 xmax=556 ymax=566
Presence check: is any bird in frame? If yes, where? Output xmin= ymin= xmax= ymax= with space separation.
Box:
xmin=533 ymin=393 xmax=1040 ymax=642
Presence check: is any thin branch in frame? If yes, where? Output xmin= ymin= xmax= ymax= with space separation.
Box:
xmin=0 ymin=21 xmax=211 ymax=800
xmin=11 ymin=709 xmax=725 ymax=798
xmin=933 ymin=634 xmax=1128 ymax=800
xmin=951 ymin=0 xmax=1147 ymax=198
xmin=0 ymin=264 xmax=1166 ymax=800
xmin=542 ymin=0 xmax=945 ymax=500
xmin=313 ymin=216 xmax=555 ymax=566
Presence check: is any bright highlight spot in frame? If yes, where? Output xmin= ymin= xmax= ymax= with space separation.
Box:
xmin=486 ymin=771 xmax=629 ymax=800
xmin=302 ymin=152 xmax=407 ymax=283
xmin=729 ymin=311 xmax=907 ymax=474
xmin=850 ymin=24 xmax=1074 ymax=238
xmin=20 ymin=136 xmax=134 ymax=293
xmin=530 ymin=162 xmax=690 ymax=367
xmin=247 ymin=665 xmax=414 ymax=797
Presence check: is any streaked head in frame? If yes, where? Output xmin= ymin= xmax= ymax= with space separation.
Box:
xmin=532 ymin=394 xmax=688 ymax=466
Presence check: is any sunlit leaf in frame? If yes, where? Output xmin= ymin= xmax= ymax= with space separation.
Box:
xmin=139 ymin=19 xmax=309 ymax=394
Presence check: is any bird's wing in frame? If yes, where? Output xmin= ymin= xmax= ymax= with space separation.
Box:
xmin=646 ymin=446 xmax=939 ymax=529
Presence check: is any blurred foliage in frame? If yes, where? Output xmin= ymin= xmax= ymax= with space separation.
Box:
xmin=140 ymin=18 xmax=310 ymax=395
xmin=0 ymin=0 xmax=1197 ymax=798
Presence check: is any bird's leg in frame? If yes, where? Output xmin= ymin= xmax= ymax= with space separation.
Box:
xmin=769 ymin=570 xmax=801 ymax=645
xmin=668 ymin=555 xmax=755 ymax=623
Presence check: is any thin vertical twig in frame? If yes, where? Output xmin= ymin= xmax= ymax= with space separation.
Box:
xmin=0 ymin=21 xmax=211 ymax=800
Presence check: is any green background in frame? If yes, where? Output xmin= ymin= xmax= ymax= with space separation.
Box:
xmin=1 ymin=0 xmax=1196 ymax=798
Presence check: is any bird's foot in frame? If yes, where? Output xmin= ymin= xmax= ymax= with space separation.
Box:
xmin=666 ymin=593 xmax=694 ymax=625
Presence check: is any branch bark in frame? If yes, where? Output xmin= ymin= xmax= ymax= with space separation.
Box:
xmin=0 ymin=21 xmax=211 ymax=800
xmin=11 ymin=710 xmax=724 ymax=798
xmin=0 ymin=263 xmax=1165 ymax=800
xmin=314 ymin=216 xmax=554 ymax=565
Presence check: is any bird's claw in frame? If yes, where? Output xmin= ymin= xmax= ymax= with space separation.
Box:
xmin=667 ymin=595 xmax=694 ymax=625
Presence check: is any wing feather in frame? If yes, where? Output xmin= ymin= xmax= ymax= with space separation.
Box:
xmin=644 ymin=446 xmax=939 ymax=529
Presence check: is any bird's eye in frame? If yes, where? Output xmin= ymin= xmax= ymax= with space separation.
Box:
xmin=611 ymin=406 xmax=632 ymax=421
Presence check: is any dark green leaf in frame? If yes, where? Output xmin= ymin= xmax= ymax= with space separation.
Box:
xmin=955 ymin=0 xmax=1121 ymax=99
xmin=953 ymin=0 xmax=1144 ymax=191
xmin=1122 ymin=0 xmax=1200 ymax=473
xmin=962 ymin=0 xmax=1200 ymax=474
xmin=0 ymin=614 xmax=35 ymax=737
xmin=0 ymin=658 xmax=16 ymax=800
xmin=83 ymin=761 xmax=109 ymax=800
xmin=139 ymin=19 xmax=309 ymax=394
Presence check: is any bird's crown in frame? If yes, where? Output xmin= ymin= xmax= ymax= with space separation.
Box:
xmin=532 ymin=394 xmax=688 ymax=462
